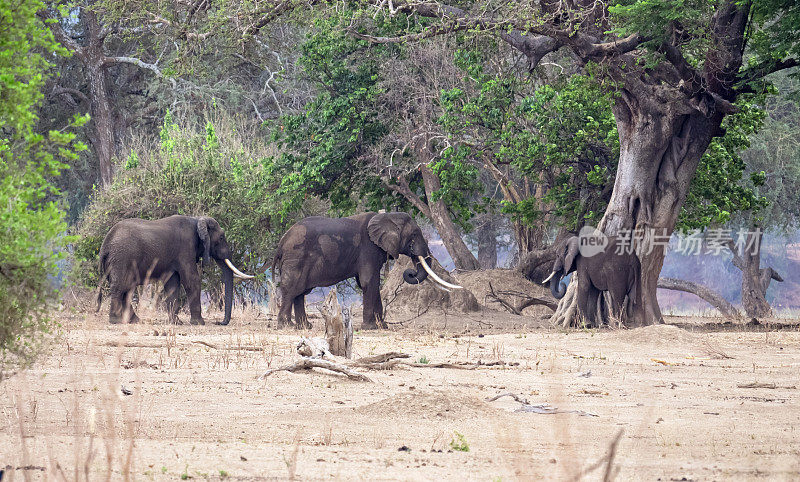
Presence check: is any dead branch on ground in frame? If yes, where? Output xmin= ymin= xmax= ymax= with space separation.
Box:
xmin=487 ymin=282 xmax=557 ymax=315
xmin=258 ymin=358 xmax=372 ymax=382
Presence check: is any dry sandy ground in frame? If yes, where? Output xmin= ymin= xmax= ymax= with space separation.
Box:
xmin=1 ymin=309 xmax=799 ymax=481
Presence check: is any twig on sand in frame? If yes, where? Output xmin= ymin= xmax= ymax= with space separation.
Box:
xmin=486 ymin=392 xmax=598 ymax=417
xmin=259 ymin=358 xmax=372 ymax=382
xmin=405 ymin=362 xmax=477 ymax=369
xmin=486 ymin=392 xmax=530 ymax=404
xmin=738 ymin=382 xmax=796 ymax=389
xmin=353 ymin=352 xmax=410 ymax=364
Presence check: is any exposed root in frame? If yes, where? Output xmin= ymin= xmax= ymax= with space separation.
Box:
xmin=550 ymin=280 xmax=581 ymax=327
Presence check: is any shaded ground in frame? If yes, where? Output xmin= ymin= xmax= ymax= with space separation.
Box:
xmin=2 ymin=308 xmax=799 ymax=481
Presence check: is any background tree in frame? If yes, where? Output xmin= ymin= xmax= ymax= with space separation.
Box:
xmin=267 ymin=13 xmax=485 ymax=270
xmin=725 ymin=72 xmax=800 ymax=318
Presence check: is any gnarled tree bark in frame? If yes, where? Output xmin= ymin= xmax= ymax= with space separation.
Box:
xmin=476 ymin=214 xmax=498 ymax=269
xmin=725 ymin=230 xmax=784 ymax=319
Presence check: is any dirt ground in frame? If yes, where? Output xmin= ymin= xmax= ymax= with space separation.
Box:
xmin=2 ymin=307 xmax=800 ymax=481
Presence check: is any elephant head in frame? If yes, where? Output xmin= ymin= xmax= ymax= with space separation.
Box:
xmin=367 ymin=212 xmax=462 ymax=291
xmin=543 ymin=236 xmax=580 ymax=299
xmin=195 ymin=216 xmax=253 ymax=325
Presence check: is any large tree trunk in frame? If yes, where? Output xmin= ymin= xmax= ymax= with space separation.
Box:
xmin=601 ymin=109 xmax=718 ymax=326
xmin=68 ymin=10 xmax=115 ymax=191
xmin=553 ymin=102 xmax=720 ymax=327
xmin=476 ymin=214 xmax=497 ymax=269
xmin=85 ymin=59 xmax=115 ymax=190
xmin=741 ymin=230 xmax=771 ymax=318
xmin=419 ymin=165 xmax=480 ymax=271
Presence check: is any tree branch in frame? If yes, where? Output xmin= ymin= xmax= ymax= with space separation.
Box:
xmin=737 ymin=58 xmax=800 ymax=90
xmin=658 ymin=41 xmax=702 ymax=93
xmin=382 ymin=175 xmax=432 ymax=218
xmin=49 ymin=85 xmax=90 ymax=107
xmin=103 ymin=56 xmax=177 ymax=88
xmin=657 ymin=277 xmax=740 ymax=319
xmin=45 ymin=14 xmax=83 ymax=56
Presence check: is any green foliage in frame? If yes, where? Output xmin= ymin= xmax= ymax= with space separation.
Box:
xmin=72 ymin=111 xmax=303 ymax=297
xmin=267 ymin=10 xmax=482 ymax=229
xmin=609 ymin=0 xmax=716 ymax=60
xmin=749 ymin=1 xmax=800 ymax=70
xmin=678 ymin=96 xmax=768 ymax=231
xmin=267 ymin=12 xmax=391 ymax=219
xmin=439 ymin=53 xmax=618 ymax=231
xmin=449 ymin=431 xmax=470 ymax=452
xmin=0 ymin=0 xmax=86 ymax=374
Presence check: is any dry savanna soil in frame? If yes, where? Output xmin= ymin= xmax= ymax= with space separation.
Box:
xmin=2 ymin=305 xmax=800 ymax=481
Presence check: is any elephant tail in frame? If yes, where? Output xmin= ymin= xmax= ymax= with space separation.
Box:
xmin=96 ymin=251 xmax=109 ymax=312
xmin=271 ymin=247 xmax=282 ymax=282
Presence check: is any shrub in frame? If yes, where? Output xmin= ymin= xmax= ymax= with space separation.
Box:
xmin=71 ymin=110 xmax=322 ymax=303
xmin=0 ymin=0 xmax=87 ymax=376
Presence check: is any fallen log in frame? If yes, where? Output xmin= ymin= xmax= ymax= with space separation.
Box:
xmin=259 ymin=358 xmax=371 ymax=382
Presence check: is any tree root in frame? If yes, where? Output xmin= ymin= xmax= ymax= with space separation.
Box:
xmin=550 ymin=280 xmax=581 ymax=327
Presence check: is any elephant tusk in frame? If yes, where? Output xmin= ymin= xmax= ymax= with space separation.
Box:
xmin=225 ymin=259 xmax=254 ymax=279
xmin=542 ymin=271 xmax=556 ymax=284
xmin=418 ymin=256 xmax=463 ymax=290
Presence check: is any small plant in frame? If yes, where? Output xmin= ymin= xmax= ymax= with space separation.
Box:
xmin=180 ymin=464 xmax=190 ymax=479
xmin=161 ymin=466 xmax=168 ymax=474
xmin=418 ymin=355 xmax=429 ymax=364
xmin=219 ymin=469 xmax=229 ymax=478
xmin=449 ymin=431 xmax=469 ymax=452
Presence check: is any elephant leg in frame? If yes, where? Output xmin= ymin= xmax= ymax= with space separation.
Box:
xmin=580 ymin=287 xmax=600 ymax=328
xmin=276 ymin=283 xmax=299 ymax=328
xmin=163 ymin=272 xmax=183 ymax=324
xmin=122 ymin=288 xmax=140 ymax=324
xmin=179 ymin=266 xmax=204 ymax=325
xmin=360 ymin=272 xmax=383 ymax=330
xmin=108 ymin=284 xmax=127 ymax=324
xmin=293 ymin=293 xmax=311 ymax=329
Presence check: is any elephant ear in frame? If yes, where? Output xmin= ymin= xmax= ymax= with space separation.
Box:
xmin=367 ymin=213 xmax=404 ymax=259
xmin=196 ymin=217 xmax=211 ymax=265
xmin=563 ymin=236 xmax=580 ymax=273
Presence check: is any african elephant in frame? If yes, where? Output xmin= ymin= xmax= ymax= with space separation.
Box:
xmin=272 ymin=212 xmax=461 ymax=329
xmin=96 ymin=215 xmax=253 ymax=325
xmin=543 ymin=235 xmax=640 ymax=327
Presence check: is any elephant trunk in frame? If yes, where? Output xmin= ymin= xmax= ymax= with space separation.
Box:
xmin=222 ymin=266 xmax=233 ymax=325
xmin=550 ymin=271 xmax=567 ymax=299
xmin=403 ymin=255 xmax=430 ymax=285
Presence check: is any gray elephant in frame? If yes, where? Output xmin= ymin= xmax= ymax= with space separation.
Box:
xmin=543 ymin=235 xmax=641 ymax=326
xmin=272 ymin=212 xmax=460 ymax=329
xmin=96 ymin=215 xmax=253 ymax=324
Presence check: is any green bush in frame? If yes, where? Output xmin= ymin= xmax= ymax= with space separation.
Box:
xmin=72 ymin=111 xmax=321 ymax=302
xmin=1 ymin=0 xmax=87 ymax=376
